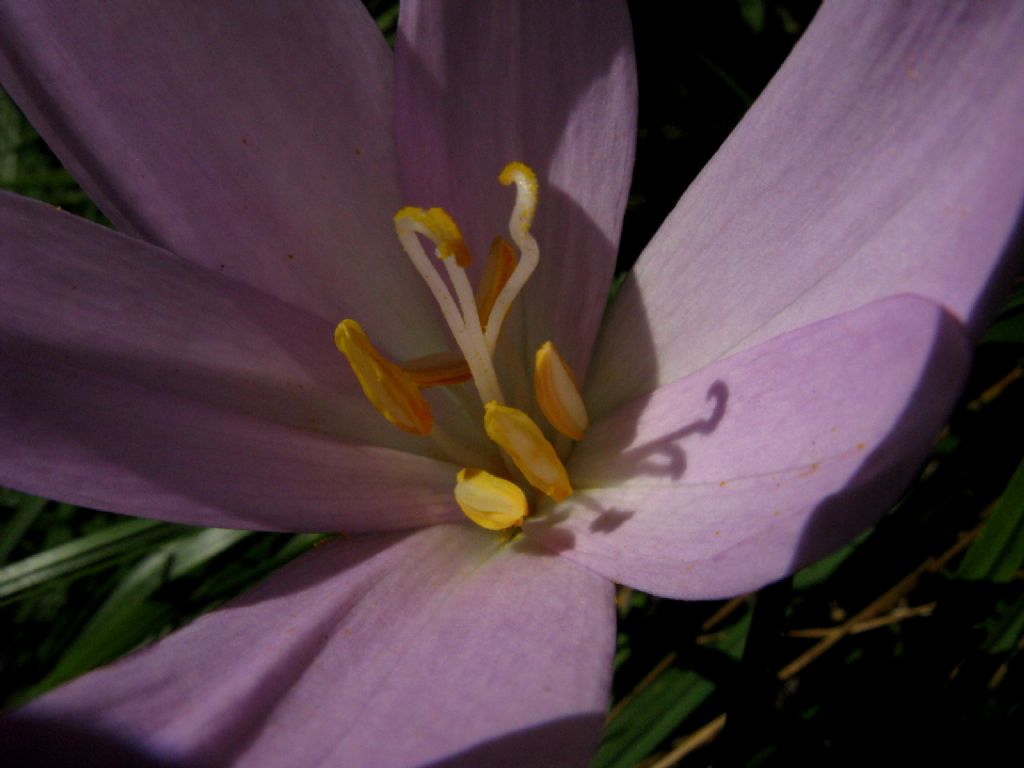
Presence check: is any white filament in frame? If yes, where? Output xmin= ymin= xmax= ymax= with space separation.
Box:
xmin=484 ymin=174 xmax=540 ymax=354
xmin=395 ymin=217 xmax=504 ymax=407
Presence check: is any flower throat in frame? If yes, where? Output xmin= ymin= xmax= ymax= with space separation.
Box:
xmin=335 ymin=162 xmax=588 ymax=531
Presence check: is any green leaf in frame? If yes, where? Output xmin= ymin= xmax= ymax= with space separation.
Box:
xmin=982 ymin=313 xmax=1024 ymax=344
xmin=694 ymin=52 xmax=754 ymax=108
xmin=0 ymin=90 xmax=23 ymax=184
xmin=0 ymin=519 xmax=184 ymax=604
xmin=0 ymin=495 xmax=47 ymax=565
xmin=981 ymin=593 xmax=1024 ymax=656
xmin=957 ymin=458 xmax=1024 ymax=582
xmin=24 ymin=528 xmax=250 ymax=698
xmin=189 ymin=532 xmax=322 ymax=604
xmin=792 ymin=528 xmax=872 ymax=590
xmin=593 ymin=612 xmax=750 ymax=768
xmin=739 ymin=0 xmax=767 ymax=33
xmin=999 ymin=284 xmax=1024 ymax=314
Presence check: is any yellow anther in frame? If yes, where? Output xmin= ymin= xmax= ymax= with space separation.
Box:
xmin=454 ymin=468 xmax=528 ymax=531
xmin=334 ymin=319 xmax=432 ymax=435
xmin=483 ymin=402 xmax=572 ymax=502
xmin=399 ymin=351 xmax=472 ymax=388
xmin=498 ymin=162 xmax=539 ymax=232
xmin=475 ymin=236 xmax=518 ymax=329
xmin=394 ymin=206 xmax=471 ymax=267
xmin=534 ymin=341 xmax=589 ymax=441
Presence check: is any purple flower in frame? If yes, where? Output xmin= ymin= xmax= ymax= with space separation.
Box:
xmin=1 ymin=1 xmax=1022 ymax=766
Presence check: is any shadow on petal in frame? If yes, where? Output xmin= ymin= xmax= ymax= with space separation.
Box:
xmin=577 ymin=379 xmax=730 ymax=487
xmin=1 ymin=331 xmax=461 ymax=534
xmin=789 ymin=305 xmax=973 ymax=573
xmin=525 ymin=295 xmax=977 ymax=598
xmin=395 ymin=1 xmax=649 ymax=387
xmin=0 ymin=710 xmax=604 ymax=768
xmin=423 ymin=713 xmax=605 ymax=768
xmin=967 ymin=204 xmax=1024 ymax=338
xmin=0 ymin=712 xmax=194 ymax=768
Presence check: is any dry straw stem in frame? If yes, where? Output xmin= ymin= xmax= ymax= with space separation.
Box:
xmin=629 ymin=522 xmax=984 ymax=767
xmin=778 ymin=521 xmax=981 ymax=680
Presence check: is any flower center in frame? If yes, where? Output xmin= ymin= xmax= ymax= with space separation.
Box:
xmin=335 ymin=162 xmax=589 ymax=531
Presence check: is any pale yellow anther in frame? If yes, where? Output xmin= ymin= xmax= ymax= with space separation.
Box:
xmin=475 ymin=236 xmax=518 ymax=329
xmin=534 ymin=341 xmax=589 ymax=441
xmin=498 ymin=161 xmax=539 ymax=233
xmin=394 ymin=206 xmax=472 ymax=267
xmin=454 ymin=468 xmax=528 ymax=531
xmin=342 ymin=159 xmax=580 ymax=518
xmin=334 ymin=319 xmax=432 ymax=435
xmin=399 ymin=351 xmax=472 ymax=388
xmin=483 ymin=402 xmax=572 ymax=502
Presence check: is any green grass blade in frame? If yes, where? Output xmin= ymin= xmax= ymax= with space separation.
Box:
xmin=0 ymin=519 xmax=182 ymax=603
xmin=957 ymin=458 xmax=1024 ymax=582
xmin=983 ymin=313 xmax=1024 ymax=344
xmin=981 ymin=593 xmax=1024 ymax=656
xmin=0 ymin=495 xmax=47 ymax=565
xmin=593 ymin=612 xmax=750 ymax=768
xmin=792 ymin=528 xmax=871 ymax=590
xmin=24 ymin=528 xmax=250 ymax=697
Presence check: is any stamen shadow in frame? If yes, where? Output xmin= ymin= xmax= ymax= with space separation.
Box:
xmin=561 ymin=378 xmax=728 ymax=503
xmin=594 ymin=379 xmax=728 ymax=485
xmin=523 ymin=378 xmax=729 ymax=553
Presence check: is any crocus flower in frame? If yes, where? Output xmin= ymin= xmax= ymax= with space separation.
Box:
xmin=1 ymin=1 xmax=1022 ymax=766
